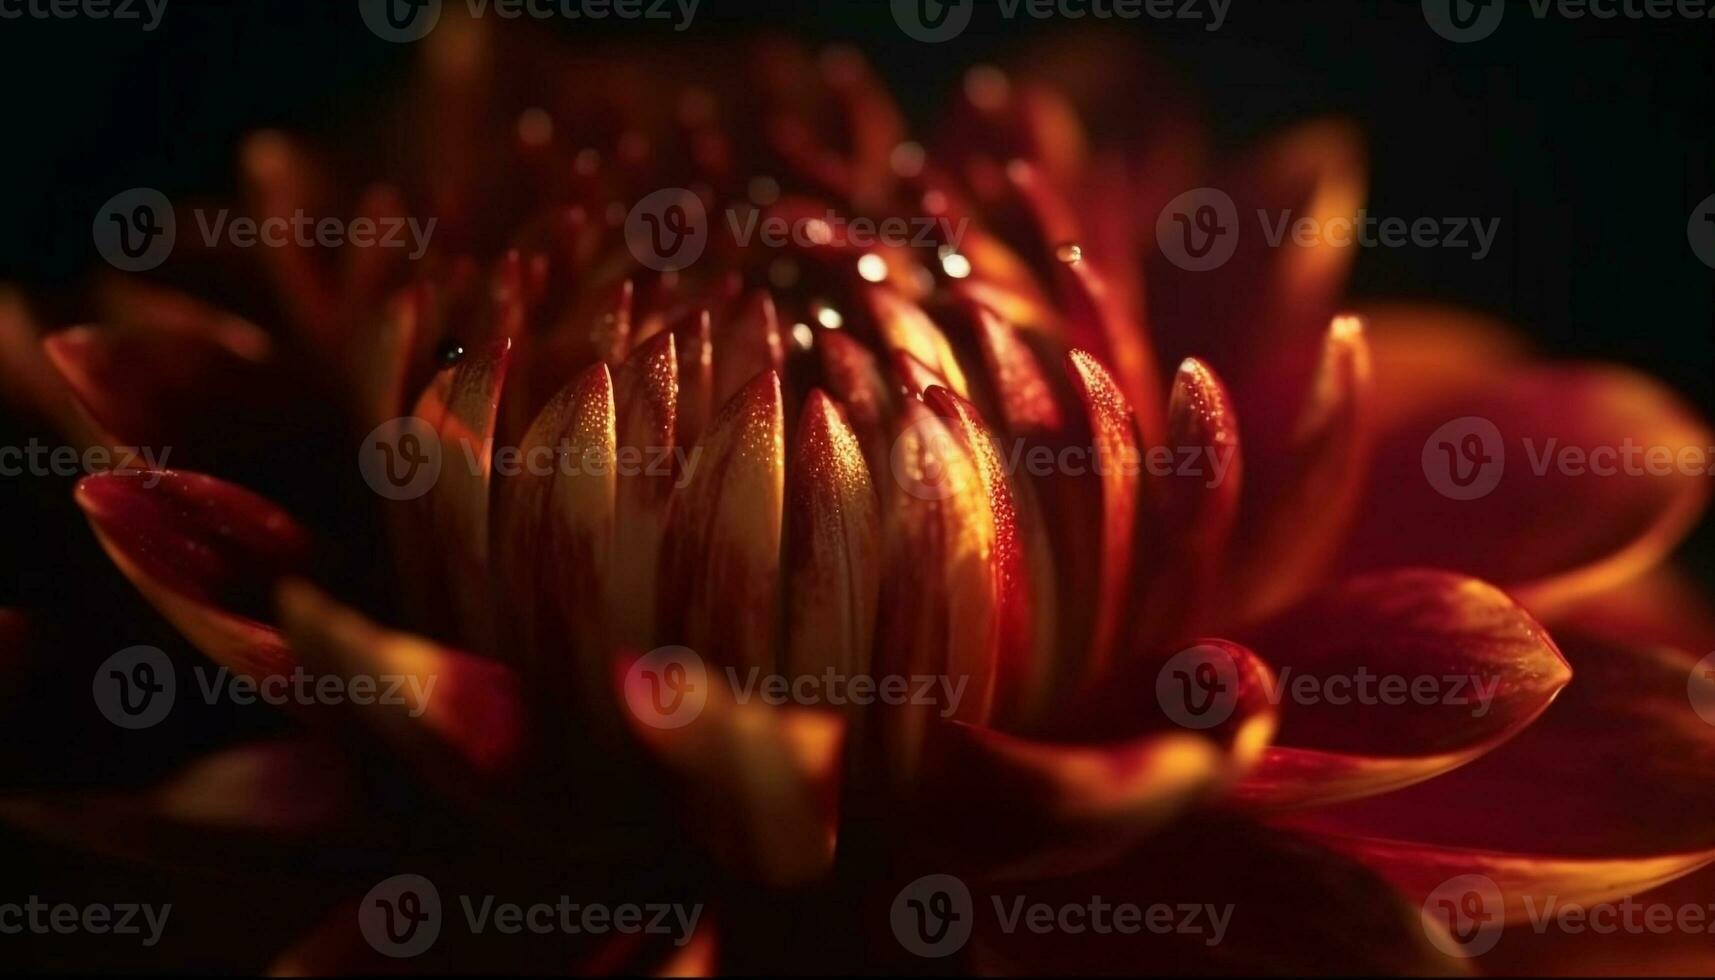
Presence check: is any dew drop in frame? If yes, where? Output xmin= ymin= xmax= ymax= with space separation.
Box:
xmin=437 ymin=340 xmax=467 ymax=366
xmin=1054 ymin=242 xmax=1084 ymax=265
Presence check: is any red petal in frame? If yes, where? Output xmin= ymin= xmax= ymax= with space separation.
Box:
xmin=1233 ymin=315 xmax=1373 ymax=622
xmin=1339 ymin=364 xmax=1712 ymax=614
xmin=277 ymin=581 xmax=525 ymax=796
xmin=1233 ymin=570 xmax=1571 ymax=810
xmin=76 ymin=470 xmax=310 ymax=677
xmin=1063 ymin=349 xmax=1142 ymax=682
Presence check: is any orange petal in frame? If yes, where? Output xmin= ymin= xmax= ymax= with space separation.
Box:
xmin=76 ymin=470 xmax=311 ymax=677
xmin=1339 ymin=364 xmax=1712 ymax=615
xmin=965 ymin=816 xmax=1466 ymax=976
xmin=0 ymin=738 xmax=367 ymax=873
xmin=43 ymin=323 xmax=278 ymax=451
xmin=1137 ymin=358 xmax=1243 ymax=651
xmin=785 ymin=391 xmax=880 ymax=684
xmin=1353 ymin=301 xmax=1529 ymax=432
xmin=1234 ymin=315 xmax=1373 ymax=623
xmin=872 ymin=401 xmax=1002 ymax=781
xmin=906 ymin=721 xmax=1225 ymax=880
xmin=1064 ymin=349 xmax=1142 ymax=682
xmin=971 ymin=304 xmax=1064 ymax=435
xmin=819 ymin=329 xmax=895 ymax=476
xmin=1147 ymin=118 xmax=1366 ymax=462
xmin=277 ymin=581 xmax=525 ymax=798
xmin=663 ymin=372 xmax=785 ymax=671
xmin=714 ymin=291 xmax=784 ymax=408
xmin=1233 ymin=570 xmax=1570 ymax=810
xmin=865 ymin=286 xmax=970 ymax=400
xmin=612 ymin=333 xmax=680 ymax=648
xmin=411 ymin=338 xmax=512 ymax=651
xmin=1280 ymin=632 xmax=1715 ymax=914
xmin=923 ymin=386 xmax=1041 ymax=727
xmin=618 ymin=653 xmax=843 ymax=887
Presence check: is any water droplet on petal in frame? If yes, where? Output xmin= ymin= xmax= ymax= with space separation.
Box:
xmin=1054 ymin=242 xmax=1084 ymax=265
xmin=437 ymin=340 xmax=467 ymax=366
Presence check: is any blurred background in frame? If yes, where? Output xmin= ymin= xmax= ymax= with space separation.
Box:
xmin=0 ymin=0 xmax=1709 ymax=969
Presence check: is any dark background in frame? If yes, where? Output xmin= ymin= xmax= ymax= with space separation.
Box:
xmin=0 ymin=0 xmax=1709 ymax=968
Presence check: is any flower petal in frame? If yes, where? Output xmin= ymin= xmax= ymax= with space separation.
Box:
xmin=277 ymin=581 xmax=525 ymax=798
xmin=618 ymin=655 xmax=843 ymax=887
xmin=1233 ymin=570 xmax=1571 ymax=810
xmin=76 ymin=470 xmax=311 ymax=677
xmin=0 ymin=738 xmax=369 ymax=874
xmin=965 ymin=816 xmax=1467 ymax=976
xmin=785 ymin=391 xmax=880 ymax=684
xmin=662 ymin=371 xmax=785 ymax=671
xmin=612 ymin=333 xmax=679 ymax=648
xmin=1233 ymin=315 xmax=1373 ymax=622
xmin=1280 ymin=630 xmax=1715 ymax=921
xmin=1339 ymin=364 xmax=1712 ymax=614
xmin=1063 ymin=349 xmax=1141 ymax=682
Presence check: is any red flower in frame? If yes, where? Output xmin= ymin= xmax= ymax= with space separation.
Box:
xmin=2 ymin=18 xmax=1711 ymax=976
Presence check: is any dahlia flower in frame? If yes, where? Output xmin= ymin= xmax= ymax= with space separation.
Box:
xmin=1 ymin=16 xmax=1712 ymax=977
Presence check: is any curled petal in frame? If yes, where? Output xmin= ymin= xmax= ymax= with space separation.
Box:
xmin=1235 ymin=315 xmax=1372 ymax=623
xmin=277 ymin=581 xmax=525 ymax=797
xmin=76 ymin=470 xmax=311 ymax=677
xmin=1138 ymin=358 xmax=1243 ymax=650
xmin=966 ymin=816 xmax=1466 ymax=976
xmin=1233 ymin=570 xmax=1571 ymax=810
xmin=1339 ymin=364 xmax=1712 ymax=614
xmin=819 ymin=329 xmax=895 ymax=475
xmin=0 ymin=738 xmax=368 ymax=874
xmin=1282 ymin=632 xmax=1715 ymax=914
xmin=619 ymin=655 xmax=843 ymax=887
xmin=1064 ymin=349 xmax=1142 ymax=682
xmin=411 ymin=338 xmax=512 ymax=650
